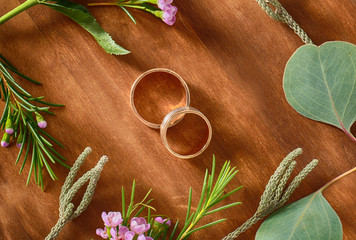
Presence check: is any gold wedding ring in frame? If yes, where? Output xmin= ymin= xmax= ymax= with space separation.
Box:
xmin=130 ymin=68 xmax=190 ymax=129
xmin=130 ymin=68 xmax=212 ymax=158
xmin=160 ymin=107 xmax=212 ymax=159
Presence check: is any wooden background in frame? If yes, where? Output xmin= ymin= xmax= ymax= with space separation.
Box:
xmin=1 ymin=0 xmax=356 ymax=239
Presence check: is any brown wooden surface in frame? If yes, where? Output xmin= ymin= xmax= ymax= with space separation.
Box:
xmin=1 ymin=0 xmax=356 ymax=239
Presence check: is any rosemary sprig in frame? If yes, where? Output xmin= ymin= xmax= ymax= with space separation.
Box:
xmin=173 ymin=156 xmax=243 ymax=240
xmin=0 ymin=54 xmax=68 ymax=189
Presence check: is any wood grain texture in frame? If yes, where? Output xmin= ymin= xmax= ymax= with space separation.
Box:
xmin=0 ymin=0 xmax=356 ymax=239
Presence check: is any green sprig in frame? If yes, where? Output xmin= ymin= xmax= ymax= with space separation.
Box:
xmin=121 ymin=180 xmax=156 ymax=225
xmin=174 ymin=156 xmax=243 ymax=240
xmin=0 ymin=54 xmax=67 ymax=189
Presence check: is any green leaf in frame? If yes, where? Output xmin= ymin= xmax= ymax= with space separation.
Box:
xmin=0 ymin=53 xmax=41 ymax=84
xmin=41 ymin=0 xmax=130 ymax=55
xmin=284 ymin=41 xmax=356 ymax=141
xmin=186 ymin=218 xmax=227 ymax=236
xmin=120 ymin=6 xmax=136 ymax=24
xmin=256 ymin=191 xmax=342 ymax=240
xmin=122 ymin=187 xmax=126 ymax=220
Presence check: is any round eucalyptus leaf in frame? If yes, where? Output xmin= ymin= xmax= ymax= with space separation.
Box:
xmin=255 ymin=192 xmax=342 ymax=240
xmin=283 ymin=41 xmax=356 ymax=140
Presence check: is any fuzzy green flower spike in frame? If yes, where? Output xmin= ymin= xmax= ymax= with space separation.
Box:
xmin=45 ymin=147 xmax=108 ymax=240
xmin=222 ymin=148 xmax=318 ymax=240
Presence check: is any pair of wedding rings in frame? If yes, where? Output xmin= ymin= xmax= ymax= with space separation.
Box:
xmin=130 ymin=68 xmax=212 ymax=159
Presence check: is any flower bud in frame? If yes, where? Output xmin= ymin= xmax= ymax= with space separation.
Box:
xmin=154 ymin=217 xmax=171 ymax=226
xmin=36 ymin=113 xmax=47 ymax=128
xmin=151 ymin=217 xmax=171 ymax=237
xmin=162 ymin=5 xmax=177 ymax=26
xmin=158 ymin=0 xmax=173 ymax=10
xmin=1 ymin=132 xmax=10 ymax=148
xmin=16 ymin=132 xmax=23 ymax=148
xmin=152 ymin=5 xmax=177 ymax=26
xmin=5 ymin=116 xmax=14 ymax=135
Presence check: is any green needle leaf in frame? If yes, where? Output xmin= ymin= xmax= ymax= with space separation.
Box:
xmin=33 ymin=99 xmax=65 ymax=107
xmin=15 ymin=127 xmax=27 ymax=164
xmin=120 ymin=6 xmax=136 ymax=24
xmin=122 ymin=187 xmax=126 ymax=220
xmin=38 ymin=128 xmax=65 ymax=148
xmin=47 ymin=146 xmax=66 ymax=161
xmin=185 ymin=188 xmax=192 ymax=223
xmin=42 ymin=0 xmax=130 ymax=55
xmin=20 ymin=134 xmax=32 ymax=174
xmin=169 ymin=220 xmax=180 ymax=240
xmin=0 ymin=93 xmax=10 ymax=125
xmin=134 ymin=199 xmax=154 ymax=217
xmin=205 ymin=202 xmax=242 ymax=216
xmin=26 ymin=143 xmax=36 ymax=186
xmin=0 ymin=54 xmax=41 ymax=85
xmin=186 ymin=218 xmax=227 ymax=236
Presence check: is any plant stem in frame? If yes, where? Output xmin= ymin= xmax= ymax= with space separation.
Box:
xmin=319 ymin=166 xmax=356 ymax=192
xmin=88 ymin=2 xmax=148 ymax=10
xmin=340 ymin=122 xmax=356 ymax=143
xmin=87 ymin=2 xmax=119 ymax=7
xmin=179 ymin=212 xmax=202 ymax=240
xmin=88 ymin=0 xmax=151 ymax=6
xmin=0 ymin=0 xmax=39 ymax=25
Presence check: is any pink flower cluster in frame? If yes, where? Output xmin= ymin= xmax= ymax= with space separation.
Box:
xmin=157 ymin=0 xmax=178 ymax=26
xmin=96 ymin=212 xmax=153 ymax=240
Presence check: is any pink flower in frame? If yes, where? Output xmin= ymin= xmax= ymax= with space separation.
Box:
xmin=162 ymin=5 xmax=177 ymax=26
xmin=35 ymin=113 xmax=47 ymax=129
xmin=5 ymin=128 xmax=14 ymax=134
xmin=118 ymin=226 xmax=130 ymax=236
xmin=123 ymin=231 xmax=136 ymax=240
xmin=96 ymin=227 xmax=109 ymax=239
xmin=1 ymin=132 xmax=10 ymax=148
xmin=130 ymin=217 xmax=150 ymax=234
xmin=137 ymin=234 xmax=153 ymax=240
xmin=110 ymin=226 xmax=136 ymax=240
xmin=1 ymin=140 xmax=9 ymax=148
xmin=37 ymin=120 xmax=47 ymax=129
xmin=158 ymin=0 xmax=173 ymax=10
xmin=102 ymin=211 xmax=123 ymax=227
xmin=154 ymin=217 xmax=171 ymax=226
xmin=110 ymin=228 xmax=119 ymax=240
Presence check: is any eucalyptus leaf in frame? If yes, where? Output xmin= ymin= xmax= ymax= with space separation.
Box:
xmin=42 ymin=0 xmax=130 ymax=55
xmin=283 ymin=41 xmax=356 ymax=141
xmin=255 ymin=191 xmax=342 ymax=240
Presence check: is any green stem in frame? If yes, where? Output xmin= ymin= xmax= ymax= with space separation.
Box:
xmin=123 ymin=4 xmax=147 ymax=10
xmin=88 ymin=2 xmax=147 ymax=10
xmin=0 ymin=0 xmax=39 ymax=25
xmin=319 ymin=166 xmax=356 ymax=192
xmin=87 ymin=2 xmax=119 ymax=7
xmin=88 ymin=1 xmax=156 ymax=13
xmin=88 ymin=0 xmax=155 ymax=6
